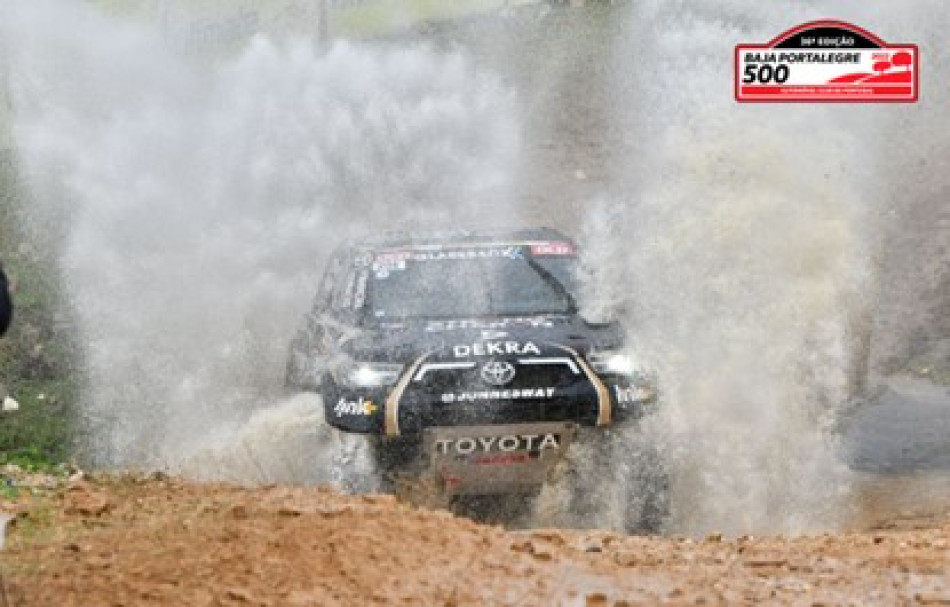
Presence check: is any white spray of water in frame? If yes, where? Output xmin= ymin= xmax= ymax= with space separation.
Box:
xmin=6 ymin=0 xmax=949 ymax=536
xmin=863 ymin=3 xmax=950 ymax=372
xmin=575 ymin=1 xmax=909 ymax=535
xmin=3 ymin=0 xmax=519 ymax=481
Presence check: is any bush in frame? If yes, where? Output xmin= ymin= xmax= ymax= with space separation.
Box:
xmin=0 ymin=154 xmax=79 ymax=467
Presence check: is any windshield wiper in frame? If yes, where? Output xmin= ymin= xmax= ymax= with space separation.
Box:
xmin=525 ymin=257 xmax=578 ymax=314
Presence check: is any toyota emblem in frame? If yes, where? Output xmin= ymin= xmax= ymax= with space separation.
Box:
xmin=480 ymin=361 xmax=516 ymax=386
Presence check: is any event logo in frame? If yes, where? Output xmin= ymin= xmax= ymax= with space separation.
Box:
xmin=735 ymin=20 xmax=918 ymax=102
xmin=479 ymin=361 xmax=517 ymax=386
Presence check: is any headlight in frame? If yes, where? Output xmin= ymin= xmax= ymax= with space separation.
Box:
xmin=587 ymin=350 xmax=638 ymax=376
xmin=588 ymin=350 xmax=658 ymax=405
xmin=335 ymin=362 xmax=404 ymax=388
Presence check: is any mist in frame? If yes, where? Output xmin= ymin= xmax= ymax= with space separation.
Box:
xmin=570 ymin=1 xmax=948 ymax=535
xmin=3 ymin=0 xmax=949 ymax=536
xmin=3 ymin=0 xmax=519 ymax=475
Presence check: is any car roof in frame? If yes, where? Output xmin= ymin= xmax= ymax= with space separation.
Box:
xmin=346 ymin=227 xmax=575 ymax=252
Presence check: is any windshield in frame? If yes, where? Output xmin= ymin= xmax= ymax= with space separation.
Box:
xmin=362 ymin=248 xmax=578 ymax=321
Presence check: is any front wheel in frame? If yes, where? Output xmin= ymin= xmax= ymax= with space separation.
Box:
xmin=326 ymin=430 xmax=388 ymax=494
xmin=619 ymin=439 xmax=669 ymax=534
xmin=558 ymin=427 xmax=670 ymax=534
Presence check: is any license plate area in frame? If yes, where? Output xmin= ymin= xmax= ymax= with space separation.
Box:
xmin=423 ymin=422 xmax=576 ymax=496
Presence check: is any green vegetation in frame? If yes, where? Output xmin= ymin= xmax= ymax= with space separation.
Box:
xmin=0 ymin=155 xmax=79 ymax=470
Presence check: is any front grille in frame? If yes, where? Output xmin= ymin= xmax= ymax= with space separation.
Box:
xmin=401 ymin=398 xmax=595 ymax=431
xmin=411 ymin=358 xmax=581 ymax=393
xmin=396 ymin=356 xmax=600 ymax=431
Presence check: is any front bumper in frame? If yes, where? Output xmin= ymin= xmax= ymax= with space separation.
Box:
xmin=322 ymin=373 xmax=656 ymax=435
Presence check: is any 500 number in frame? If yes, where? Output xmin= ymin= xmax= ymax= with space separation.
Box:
xmin=742 ymin=64 xmax=790 ymax=84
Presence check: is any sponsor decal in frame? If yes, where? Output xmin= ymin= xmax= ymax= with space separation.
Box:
xmin=408 ymin=247 xmax=522 ymax=262
xmin=530 ymin=242 xmax=575 ymax=256
xmin=479 ymin=361 xmax=516 ymax=386
xmin=480 ymin=330 xmax=508 ymax=340
xmin=614 ymin=385 xmax=654 ymax=404
xmin=373 ymin=251 xmax=411 ymax=265
xmin=370 ymin=246 xmax=524 ymax=277
xmin=453 ymin=341 xmax=541 ymax=357
xmin=614 ymin=386 xmax=635 ymax=404
xmin=371 ymin=251 xmax=409 ymax=279
xmin=439 ymin=467 xmax=463 ymax=489
xmin=434 ymin=433 xmax=561 ymax=455
xmin=333 ymin=397 xmax=378 ymax=417
xmin=425 ymin=316 xmax=556 ymax=332
xmin=473 ymin=453 xmax=529 ymax=466
xmin=441 ymin=387 xmax=555 ymax=403
xmin=735 ymin=20 xmax=918 ymax=102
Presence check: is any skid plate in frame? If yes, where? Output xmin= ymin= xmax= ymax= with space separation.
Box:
xmin=422 ymin=422 xmax=577 ymax=496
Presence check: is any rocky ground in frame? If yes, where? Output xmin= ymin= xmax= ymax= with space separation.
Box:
xmin=0 ymin=474 xmax=949 ymax=606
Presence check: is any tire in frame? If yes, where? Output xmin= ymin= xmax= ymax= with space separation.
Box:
xmin=367 ymin=435 xmax=424 ymax=493
xmin=620 ymin=441 xmax=669 ymax=534
xmin=327 ymin=430 xmax=380 ymax=494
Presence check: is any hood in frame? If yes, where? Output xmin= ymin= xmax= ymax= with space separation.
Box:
xmin=340 ymin=314 xmax=624 ymax=363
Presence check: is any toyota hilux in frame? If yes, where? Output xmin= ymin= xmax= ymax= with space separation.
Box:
xmin=286 ymin=227 xmax=667 ymax=531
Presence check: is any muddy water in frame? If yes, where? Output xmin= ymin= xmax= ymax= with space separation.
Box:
xmin=4 ymin=0 xmax=950 ymax=538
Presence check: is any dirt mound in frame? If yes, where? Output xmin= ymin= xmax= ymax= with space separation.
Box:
xmin=2 ymin=477 xmax=949 ymax=606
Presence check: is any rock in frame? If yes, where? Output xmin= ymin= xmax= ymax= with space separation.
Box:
xmin=63 ymin=485 xmax=111 ymax=517
xmin=585 ymin=592 xmax=608 ymax=606
xmin=510 ymin=540 xmax=532 ymax=554
xmin=530 ymin=531 xmax=567 ymax=546
xmin=613 ymin=551 xmax=640 ymax=567
xmin=224 ymin=588 xmax=253 ymax=602
xmin=0 ymin=512 xmax=13 ymax=550
xmin=531 ymin=549 xmax=553 ymax=562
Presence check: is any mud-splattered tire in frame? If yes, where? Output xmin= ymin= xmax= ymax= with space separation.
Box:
xmin=621 ymin=442 xmax=670 ymax=535
xmin=562 ymin=428 xmax=670 ymax=534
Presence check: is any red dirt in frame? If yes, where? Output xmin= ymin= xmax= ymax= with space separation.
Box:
xmin=3 ymin=477 xmax=950 ymax=606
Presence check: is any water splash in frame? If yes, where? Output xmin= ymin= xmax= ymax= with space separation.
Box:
xmin=576 ymin=1 xmax=899 ymax=535
xmin=5 ymin=0 xmax=949 ymax=537
xmin=3 ymin=0 xmax=519 ymax=477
